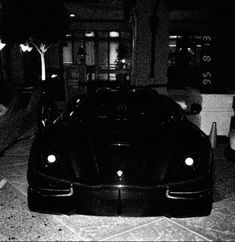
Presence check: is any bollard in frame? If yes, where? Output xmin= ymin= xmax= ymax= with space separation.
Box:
xmin=209 ymin=122 xmax=217 ymax=149
xmin=227 ymin=127 xmax=235 ymax=161
xmin=229 ymin=128 xmax=235 ymax=150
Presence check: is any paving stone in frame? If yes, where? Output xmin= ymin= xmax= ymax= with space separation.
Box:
xmin=171 ymin=197 xmax=235 ymax=241
xmin=0 ymin=163 xmax=28 ymax=195
xmin=102 ymin=217 xmax=210 ymax=241
xmin=0 ymin=156 xmax=28 ymax=168
xmin=0 ymin=183 xmax=82 ymax=241
xmin=3 ymin=139 xmax=33 ymax=157
xmin=54 ymin=214 xmax=160 ymax=241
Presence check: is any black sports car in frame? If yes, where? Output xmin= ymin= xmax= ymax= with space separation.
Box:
xmin=27 ymin=85 xmax=214 ymax=217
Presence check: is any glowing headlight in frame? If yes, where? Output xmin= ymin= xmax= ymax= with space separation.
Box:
xmin=47 ymin=154 xmax=57 ymax=163
xmin=185 ymin=157 xmax=194 ymax=166
xmin=117 ymin=170 xmax=123 ymax=177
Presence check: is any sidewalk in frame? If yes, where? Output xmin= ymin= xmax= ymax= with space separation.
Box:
xmin=0 ymin=90 xmax=40 ymax=155
xmin=0 ymin=137 xmax=235 ymax=241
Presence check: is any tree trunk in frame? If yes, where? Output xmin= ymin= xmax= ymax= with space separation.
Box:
xmin=40 ymin=52 xmax=46 ymax=81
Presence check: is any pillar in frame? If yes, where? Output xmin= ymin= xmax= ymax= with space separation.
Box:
xmin=131 ymin=0 xmax=169 ymax=92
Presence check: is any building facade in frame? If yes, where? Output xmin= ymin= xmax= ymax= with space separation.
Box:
xmin=1 ymin=0 xmax=235 ymax=135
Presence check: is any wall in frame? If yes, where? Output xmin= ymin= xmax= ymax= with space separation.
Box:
xmin=131 ymin=0 xmax=169 ymax=90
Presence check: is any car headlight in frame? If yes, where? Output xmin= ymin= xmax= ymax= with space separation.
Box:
xmin=47 ymin=154 xmax=57 ymax=164
xmin=37 ymin=147 xmax=68 ymax=178
xmin=183 ymin=153 xmax=201 ymax=170
xmin=184 ymin=157 xmax=194 ymax=167
xmin=40 ymin=148 xmax=60 ymax=167
xmin=171 ymin=149 xmax=212 ymax=182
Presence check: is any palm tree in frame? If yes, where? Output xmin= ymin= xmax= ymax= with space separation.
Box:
xmin=0 ymin=0 xmax=68 ymax=81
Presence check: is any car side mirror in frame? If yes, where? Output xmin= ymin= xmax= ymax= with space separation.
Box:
xmin=190 ymin=103 xmax=202 ymax=115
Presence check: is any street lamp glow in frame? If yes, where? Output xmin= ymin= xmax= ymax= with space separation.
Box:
xmin=20 ymin=44 xmax=28 ymax=52
xmin=0 ymin=39 xmax=6 ymax=50
xmin=51 ymin=74 xmax=58 ymax=78
xmin=20 ymin=43 xmax=33 ymax=52
xmin=109 ymin=31 xmax=119 ymax=37
xmin=27 ymin=45 xmax=33 ymax=52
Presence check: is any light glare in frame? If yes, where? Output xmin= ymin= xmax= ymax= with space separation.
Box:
xmin=117 ymin=170 xmax=123 ymax=177
xmin=20 ymin=43 xmax=33 ymax=52
xmin=185 ymin=157 xmax=194 ymax=166
xmin=0 ymin=39 xmax=6 ymax=50
xmin=47 ymin=154 xmax=56 ymax=163
xmin=109 ymin=31 xmax=119 ymax=37
xmin=51 ymin=74 xmax=58 ymax=78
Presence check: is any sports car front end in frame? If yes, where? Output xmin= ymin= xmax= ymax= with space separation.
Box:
xmin=27 ymin=87 xmax=214 ymax=217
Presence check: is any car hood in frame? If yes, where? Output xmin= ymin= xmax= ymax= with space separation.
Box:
xmin=37 ymin=89 xmax=210 ymax=186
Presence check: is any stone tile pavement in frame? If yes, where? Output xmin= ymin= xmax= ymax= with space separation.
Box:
xmin=0 ymin=137 xmax=235 ymax=241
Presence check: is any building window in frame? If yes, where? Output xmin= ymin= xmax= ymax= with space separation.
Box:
xmin=168 ymin=35 xmax=203 ymax=67
xmin=168 ymin=35 xmax=212 ymax=90
xmin=63 ymin=41 xmax=73 ymax=65
xmin=168 ymin=34 xmax=235 ymax=92
xmin=63 ymin=31 xmax=131 ymax=82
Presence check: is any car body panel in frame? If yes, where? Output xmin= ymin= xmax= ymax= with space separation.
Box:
xmin=27 ymin=86 xmax=214 ymax=217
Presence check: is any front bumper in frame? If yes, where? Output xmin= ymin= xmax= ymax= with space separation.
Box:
xmin=27 ymin=172 xmax=213 ymax=217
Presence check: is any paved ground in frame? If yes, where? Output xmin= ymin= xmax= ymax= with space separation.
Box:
xmin=0 ymin=137 xmax=235 ymax=241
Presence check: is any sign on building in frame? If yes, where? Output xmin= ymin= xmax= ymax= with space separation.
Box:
xmin=64 ymin=65 xmax=87 ymax=101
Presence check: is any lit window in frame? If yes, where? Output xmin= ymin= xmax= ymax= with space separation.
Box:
xmin=109 ymin=31 xmax=119 ymax=38
xmin=110 ymin=73 xmax=116 ymax=81
xmin=85 ymin=32 xmax=95 ymax=37
xmin=63 ymin=41 xmax=73 ymax=64
xmin=85 ymin=41 xmax=95 ymax=65
xmin=62 ymin=31 xmax=131 ymax=82
xmin=109 ymin=42 xmax=119 ymax=67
